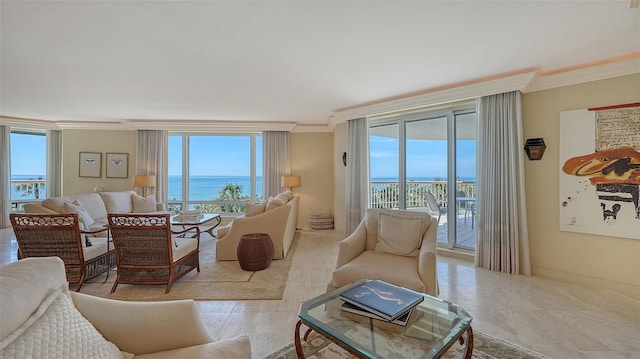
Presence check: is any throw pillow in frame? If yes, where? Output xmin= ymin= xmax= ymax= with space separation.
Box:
xmin=375 ymin=212 xmax=424 ymax=257
xmin=245 ymin=202 xmax=266 ymax=217
xmin=0 ymin=284 xmax=130 ymax=359
xmin=132 ymin=194 xmax=157 ymax=213
xmin=63 ymin=201 xmax=95 ymax=227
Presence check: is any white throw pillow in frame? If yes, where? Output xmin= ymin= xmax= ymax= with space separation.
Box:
xmin=375 ymin=212 xmax=423 ymax=257
xmin=245 ymin=202 xmax=266 ymax=217
xmin=0 ymin=284 xmax=130 ymax=359
xmin=132 ymin=194 xmax=157 ymax=213
xmin=63 ymin=200 xmax=95 ymax=227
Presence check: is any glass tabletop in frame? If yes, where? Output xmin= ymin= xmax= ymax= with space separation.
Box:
xmin=299 ymin=280 xmax=472 ymax=359
xmin=170 ymin=213 xmax=220 ymax=225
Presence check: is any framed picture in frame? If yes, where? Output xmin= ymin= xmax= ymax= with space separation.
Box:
xmin=79 ymin=152 xmax=102 ymax=178
xmin=106 ymin=153 xmax=128 ymax=178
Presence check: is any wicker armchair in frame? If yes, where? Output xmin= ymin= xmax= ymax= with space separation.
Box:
xmin=9 ymin=213 xmax=115 ymax=291
xmin=107 ymin=214 xmax=200 ymax=294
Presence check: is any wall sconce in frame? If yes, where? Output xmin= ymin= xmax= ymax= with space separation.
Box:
xmin=342 ymin=152 xmax=347 ymax=166
xmin=281 ymin=175 xmax=302 ymax=191
xmin=524 ymin=138 xmax=546 ymax=160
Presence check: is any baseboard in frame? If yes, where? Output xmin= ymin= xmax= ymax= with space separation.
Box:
xmin=437 ymin=247 xmax=474 ymax=261
xmin=533 ymin=266 xmax=640 ymax=299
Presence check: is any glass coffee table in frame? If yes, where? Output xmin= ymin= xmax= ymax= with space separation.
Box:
xmin=295 ymin=279 xmax=473 ymax=359
xmin=170 ymin=213 xmax=221 ymax=237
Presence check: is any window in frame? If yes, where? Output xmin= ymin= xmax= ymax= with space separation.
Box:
xmin=10 ymin=130 xmax=47 ymax=210
xmin=168 ymin=133 xmax=262 ymax=214
xmin=369 ymin=104 xmax=477 ymax=250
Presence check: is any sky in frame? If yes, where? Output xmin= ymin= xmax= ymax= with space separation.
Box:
xmin=11 ymin=132 xmax=476 ymax=180
xmin=370 ymin=135 xmax=477 ymax=180
xmin=10 ymin=133 xmax=46 ymax=176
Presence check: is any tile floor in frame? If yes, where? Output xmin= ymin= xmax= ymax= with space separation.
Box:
xmin=1 ymin=227 xmax=638 ymax=358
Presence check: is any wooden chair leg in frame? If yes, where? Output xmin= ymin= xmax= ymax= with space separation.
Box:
xmin=110 ymin=281 xmax=119 ymax=293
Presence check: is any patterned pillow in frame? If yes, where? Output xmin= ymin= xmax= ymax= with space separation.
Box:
xmin=0 ymin=285 xmax=131 ymax=359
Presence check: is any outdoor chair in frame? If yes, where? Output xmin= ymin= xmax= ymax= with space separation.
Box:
xmin=107 ymin=213 xmax=200 ymax=293
xmin=9 ymin=213 xmax=115 ymax=291
xmin=424 ymin=192 xmax=447 ymax=225
xmin=327 ymin=208 xmax=438 ymax=296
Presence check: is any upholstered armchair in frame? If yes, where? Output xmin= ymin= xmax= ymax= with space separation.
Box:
xmin=327 ymin=209 xmax=439 ymax=296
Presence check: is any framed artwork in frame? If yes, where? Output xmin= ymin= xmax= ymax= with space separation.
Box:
xmin=106 ymin=153 xmax=128 ymax=178
xmin=79 ymin=152 xmax=102 ymax=178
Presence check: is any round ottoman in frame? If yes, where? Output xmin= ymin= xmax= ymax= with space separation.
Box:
xmin=237 ymin=233 xmax=274 ymax=271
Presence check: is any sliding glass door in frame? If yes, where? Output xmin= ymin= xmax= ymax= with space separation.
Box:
xmin=369 ymin=104 xmax=477 ymax=250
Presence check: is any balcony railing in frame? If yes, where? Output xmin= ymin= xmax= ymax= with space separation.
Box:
xmin=370 ymin=180 xmax=476 ymax=209
xmin=10 ymin=179 xmax=47 ymax=212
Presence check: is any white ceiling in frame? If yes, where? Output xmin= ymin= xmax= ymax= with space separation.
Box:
xmin=1 ymin=1 xmax=639 ymax=129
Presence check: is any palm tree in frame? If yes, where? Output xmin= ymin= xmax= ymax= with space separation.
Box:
xmin=216 ymin=183 xmax=244 ymax=213
xmin=16 ymin=176 xmax=46 ymax=199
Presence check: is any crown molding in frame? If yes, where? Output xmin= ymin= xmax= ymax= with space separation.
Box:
xmin=331 ymin=71 xmax=537 ymax=123
xmin=523 ymin=55 xmax=640 ymax=93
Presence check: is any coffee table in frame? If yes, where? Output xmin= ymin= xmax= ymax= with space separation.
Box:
xmin=170 ymin=213 xmax=222 ymax=237
xmin=295 ymin=279 xmax=473 ymax=359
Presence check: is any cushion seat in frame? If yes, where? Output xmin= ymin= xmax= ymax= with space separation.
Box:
xmin=332 ymin=251 xmax=424 ymax=292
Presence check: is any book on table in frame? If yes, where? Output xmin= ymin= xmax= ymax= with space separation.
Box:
xmin=339 ymin=280 xmax=424 ymax=322
xmin=341 ymin=302 xmax=414 ymax=326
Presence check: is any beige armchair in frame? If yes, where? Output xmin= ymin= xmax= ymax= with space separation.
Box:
xmin=216 ymin=195 xmax=299 ymax=261
xmin=327 ymin=209 xmax=438 ymax=296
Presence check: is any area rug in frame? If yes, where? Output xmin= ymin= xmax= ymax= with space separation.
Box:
xmin=79 ymin=234 xmax=297 ymax=301
xmin=262 ymin=330 xmax=549 ymax=359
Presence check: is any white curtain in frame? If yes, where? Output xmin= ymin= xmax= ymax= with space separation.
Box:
xmin=0 ymin=126 xmax=11 ymax=228
xmin=262 ymin=131 xmax=290 ymax=199
xmin=346 ymin=118 xmax=369 ymax=235
xmin=475 ymin=91 xmax=531 ymax=275
xmin=135 ymin=130 xmax=168 ymax=202
xmin=46 ymin=129 xmax=62 ymax=198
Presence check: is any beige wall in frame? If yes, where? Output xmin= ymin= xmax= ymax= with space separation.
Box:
xmin=62 ymin=130 xmax=137 ymax=195
xmin=290 ymin=132 xmax=335 ymax=231
xmin=522 ymin=74 xmax=640 ymax=295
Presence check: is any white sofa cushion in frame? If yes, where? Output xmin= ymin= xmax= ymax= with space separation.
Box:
xmin=99 ymin=191 xmax=134 ymax=214
xmin=132 ymin=194 xmax=157 ymax=213
xmin=41 ymin=197 xmax=71 ymax=214
xmin=68 ymin=193 xmax=109 ymax=221
xmin=63 ymin=200 xmax=95 ymax=227
xmin=245 ymin=202 xmax=266 ymax=217
xmin=0 ymin=284 xmax=129 ymax=359
xmin=0 ymin=257 xmax=68 ymax=341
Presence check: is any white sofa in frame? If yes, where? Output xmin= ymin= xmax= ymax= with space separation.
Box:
xmin=216 ymin=192 xmax=299 ymax=261
xmin=0 ymin=257 xmax=251 ymax=358
xmin=23 ymin=191 xmax=168 ymax=234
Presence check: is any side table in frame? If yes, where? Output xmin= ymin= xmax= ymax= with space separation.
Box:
xmin=237 ymin=233 xmax=274 ymax=271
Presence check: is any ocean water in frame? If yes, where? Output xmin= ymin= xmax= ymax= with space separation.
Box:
xmin=168 ymin=175 xmax=262 ymax=200
xmin=11 ymin=174 xmax=475 ymax=201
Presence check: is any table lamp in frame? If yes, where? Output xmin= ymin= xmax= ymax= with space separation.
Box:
xmin=281 ymin=175 xmax=301 ymax=191
xmin=134 ymin=175 xmax=156 ymax=196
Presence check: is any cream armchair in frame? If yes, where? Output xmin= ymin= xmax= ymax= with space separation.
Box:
xmin=0 ymin=257 xmax=251 ymax=358
xmin=327 ymin=208 xmax=439 ymax=296
xmin=216 ymin=195 xmax=299 ymax=261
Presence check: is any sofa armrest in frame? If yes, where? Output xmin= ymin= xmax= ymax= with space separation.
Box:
xmin=156 ymin=202 xmax=166 ymax=211
xmin=69 ymin=292 xmax=214 ymax=355
xmin=418 ymin=215 xmax=439 ymax=296
xmin=335 ymin=221 xmax=367 ymax=269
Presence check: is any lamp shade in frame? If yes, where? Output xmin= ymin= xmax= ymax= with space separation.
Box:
xmin=134 ymin=175 xmax=156 ymax=187
xmin=281 ymin=175 xmax=301 ymax=188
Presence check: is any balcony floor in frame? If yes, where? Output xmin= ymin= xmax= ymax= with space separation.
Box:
xmin=435 ymin=211 xmax=476 ymax=250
